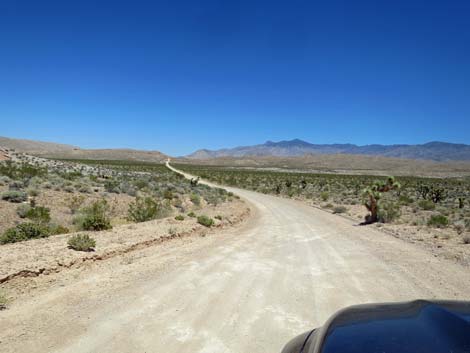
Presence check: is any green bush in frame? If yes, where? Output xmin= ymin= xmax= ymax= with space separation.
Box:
xmin=427 ymin=214 xmax=449 ymax=228
xmin=27 ymin=188 xmax=40 ymax=197
xmin=320 ymin=191 xmax=329 ymax=201
xmin=187 ymin=211 xmax=196 ymax=218
xmin=1 ymin=190 xmax=27 ymax=203
xmin=67 ymin=195 xmax=85 ymax=214
xmin=68 ymin=234 xmax=96 ymax=251
xmin=399 ymin=194 xmax=414 ymax=205
xmin=463 ymin=218 xmax=470 ymax=231
xmin=377 ymin=201 xmax=401 ymax=223
xmin=16 ymin=204 xmax=31 ymax=218
xmin=25 ymin=206 xmax=51 ymax=223
xmin=197 ymin=215 xmax=214 ymax=227
xmin=127 ymin=197 xmax=169 ymax=223
xmin=75 ymin=200 xmax=112 ymax=231
xmin=163 ymin=189 xmax=174 ymax=200
xmin=0 ymin=222 xmax=50 ymax=244
xmin=418 ymin=200 xmax=435 ymax=210
xmin=190 ymin=193 xmax=201 ymax=206
xmin=49 ymin=223 xmax=70 ymax=235
xmin=175 ymin=215 xmax=184 ymax=221
xmin=333 ymin=206 xmax=347 ymax=214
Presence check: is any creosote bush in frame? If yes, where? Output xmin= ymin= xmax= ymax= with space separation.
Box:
xmin=127 ymin=197 xmax=170 ymax=223
xmin=190 ymin=193 xmax=201 ymax=206
xmin=333 ymin=206 xmax=347 ymax=214
xmin=0 ymin=222 xmax=50 ymax=244
xmin=67 ymin=195 xmax=85 ymax=214
xmin=68 ymin=234 xmax=96 ymax=251
xmin=16 ymin=204 xmax=31 ymax=218
xmin=25 ymin=206 xmax=51 ymax=223
xmin=197 ymin=215 xmax=214 ymax=227
xmin=187 ymin=211 xmax=196 ymax=218
xmin=1 ymin=190 xmax=28 ymax=203
xmin=377 ymin=201 xmax=401 ymax=223
xmin=418 ymin=200 xmax=436 ymax=211
xmin=75 ymin=200 xmax=112 ymax=231
xmin=175 ymin=215 xmax=184 ymax=221
xmin=427 ymin=214 xmax=449 ymax=228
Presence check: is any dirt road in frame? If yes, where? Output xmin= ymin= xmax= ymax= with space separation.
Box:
xmin=1 ymin=164 xmax=470 ymax=353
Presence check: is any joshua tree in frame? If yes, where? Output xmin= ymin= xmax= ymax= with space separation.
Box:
xmin=190 ymin=177 xmax=199 ymax=186
xmin=416 ymin=183 xmax=430 ymax=200
xmin=429 ymin=186 xmax=447 ymax=204
xmin=363 ymin=176 xmax=400 ymax=224
xmin=458 ymin=197 xmax=465 ymax=209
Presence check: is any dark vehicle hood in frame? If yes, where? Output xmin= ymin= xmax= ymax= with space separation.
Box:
xmin=283 ymin=300 xmax=470 ymax=353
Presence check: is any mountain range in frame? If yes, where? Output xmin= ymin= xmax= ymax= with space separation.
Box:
xmin=0 ymin=136 xmax=168 ymax=162
xmin=1 ymin=135 xmax=470 ymax=162
xmin=188 ymin=139 xmax=470 ymax=162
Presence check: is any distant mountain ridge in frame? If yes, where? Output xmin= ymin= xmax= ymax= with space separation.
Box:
xmin=187 ymin=139 xmax=470 ymax=162
xmin=0 ymin=136 xmax=168 ymax=162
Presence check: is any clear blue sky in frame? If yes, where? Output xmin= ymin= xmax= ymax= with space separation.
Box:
xmin=1 ymin=0 xmax=469 ymax=156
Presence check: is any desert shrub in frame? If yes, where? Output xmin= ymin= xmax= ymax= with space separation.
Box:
xmin=215 ymin=215 xmax=223 ymax=220
xmin=120 ymin=182 xmax=137 ymax=196
xmin=175 ymin=215 xmax=184 ymax=221
xmin=16 ymin=204 xmax=31 ymax=218
xmin=190 ymin=193 xmax=201 ymax=206
xmin=127 ymin=197 xmax=170 ymax=222
xmin=0 ymin=176 xmax=10 ymax=186
xmin=197 ymin=215 xmax=214 ymax=227
xmin=134 ymin=179 xmax=149 ymax=190
xmin=453 ymin=221 xmax=465 ymax=235
xmin=0 ymin=161 xmax=46 ymax=180
xmin=427 ymin=214 xmax=449 ymax=228
xmin=324 ymin=203 xmax=334 ymax=209
xmin=333 ymin=206 xmax=347 ymax=214
xmin=9 ymin=180 xmax=24 ymax=190
xmin=68 ymin=234 xmax=96 ymax=251
xmin=63 ymin=185 xmax=75 ymax=193
xmin=463 ymin=234 xmax=470 ymax=245
xmin=75 ymin=200 xmax=112 ymax=231
xmin=465 ymin=219 xmax=470 ymax=231
xmin=377 ymin=201 xmax=401 ymax=223
xmin=399 ymin=194 xmax=414 ymax=205
xmin=67 ymin=195 xmax=85 ymax=214
xmin=49 ymin=223 xmax=70 ymax=235
xmin=0 ymin=292 xmax=7 ymax=310
xmin=104 ymin=180 xmax=120 ymax=193
xmin=76 ymin=184 xmax=92 ymax=193
xmin=163 ymin=189 xmax=174 ymax=200
xmin=418 ymin=200 xmax=436 ymax=210
xmin=0 ymin=222 xmax=50 ymax=244
xmin=25 ymin=206 xmax=51 ymax=223
xmin=320 ymin=191 xmax=329 ymax=201
xmin=1 ymin=190 xmax=27 ymax=203
xmin=27 ymin=188 xmax=39 ymax=197
xmin=187 ymin=211 xmax=196 ymax=218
